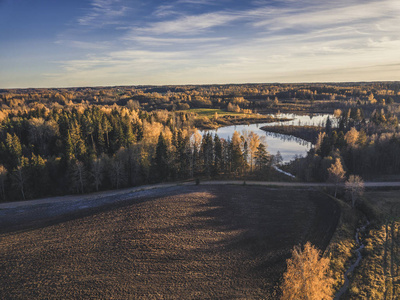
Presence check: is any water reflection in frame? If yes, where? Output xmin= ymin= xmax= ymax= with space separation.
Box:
xmin=200 ymin=113 xmax=333 ymax=162
xmin=265 ymin=131 xmax=310 ymax=147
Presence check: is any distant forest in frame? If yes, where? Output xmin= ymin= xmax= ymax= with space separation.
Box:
xmin=1 ymin=82 xmax=400 ymax=201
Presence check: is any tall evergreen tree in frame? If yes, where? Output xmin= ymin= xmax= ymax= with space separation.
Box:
xmin=153 ymin=133 xmax=169 ymax=182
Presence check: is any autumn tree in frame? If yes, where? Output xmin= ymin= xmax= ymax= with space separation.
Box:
xmin=344 ymin=127 xmax=359 ymax=148
xmin=248 ymin=131 xmax=261 ymax=172
xmin=281 ymin=242 xmax=334 ymax=300
xmin=327 ymin=158 xmax=346 ymax=197
xmin=5 ymin=133 xmax=22 ymax=169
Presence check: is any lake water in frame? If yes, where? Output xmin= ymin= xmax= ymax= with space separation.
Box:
xmin=201 ymin=113 xmax=334 ymax=162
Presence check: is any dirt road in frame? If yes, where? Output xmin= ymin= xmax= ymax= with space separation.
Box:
xmin=0 ymin=180 xmax=397 ymax=234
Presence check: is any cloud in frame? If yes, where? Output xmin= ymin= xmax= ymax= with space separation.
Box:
xmin=253 ymin=0 xmax=400 ymax=33
xmin=176 ymin=0 xmax=215 ymax=5
xmin=55 ymin=39 xmax=111 ymax=50
xmin=49 ymin=0 xmax=400 ymax=87
xmin=78 ymin=0 xmax=129 ymax=27
xmin=124 ymin=36 xmax=228 ymax=46
xmin=136 ymin=11 xmax=242 ymax=35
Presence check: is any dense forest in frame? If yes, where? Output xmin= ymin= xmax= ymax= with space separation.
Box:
xmin=0 ymin=104 xmax=270 ymax=201
xmin=1 ymin=82 xmax=400 ymax=201
xmin=288 ymin=106 xmax=400 ymax=182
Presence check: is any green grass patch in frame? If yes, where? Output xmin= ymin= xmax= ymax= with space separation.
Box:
xmin=186 ymin=108 xmax=245 ymax=117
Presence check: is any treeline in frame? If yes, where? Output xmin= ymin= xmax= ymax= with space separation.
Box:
xmin=289 ymin=107 xmax=400 ymax=181
xmin=2 ymin=82 xmax=400 ymax=116
xmin=0 ymin=105 xmax=272 ymax=201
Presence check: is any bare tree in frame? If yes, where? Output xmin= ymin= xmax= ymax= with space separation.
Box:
xmin=345 ymin=175 xmax=364 ymax=208
xmin=90 ymin=157 xmax=104 ymax=192
xmin=327 ymin=158 xmax=346 ymax=197
xmin=72 ymin=161 xmax=86 ymax=194
xmin=110 ymin=153 xmax=127 ymax=189
xmin=13 ymin=165 xmax=27 ymax=200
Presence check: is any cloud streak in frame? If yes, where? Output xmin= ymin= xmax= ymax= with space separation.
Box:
xmin=77 ymin=0 xmax=129 ymax=27
xmin=31 ymin=0 xmax=400 ymax=86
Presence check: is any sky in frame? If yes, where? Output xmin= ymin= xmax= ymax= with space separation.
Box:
xmin=1 ymin=0 xmax=400 ymax=88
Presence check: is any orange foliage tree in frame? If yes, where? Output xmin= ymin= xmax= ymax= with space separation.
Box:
xmin=281 ymin=242 xmax=334 ymax=300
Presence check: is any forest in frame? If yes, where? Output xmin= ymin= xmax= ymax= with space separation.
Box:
xmin=1 ymin=82 xmax=400 ymax=201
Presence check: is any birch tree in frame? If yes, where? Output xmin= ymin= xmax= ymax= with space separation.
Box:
xmin=345 ymin=175 xmax=364 ymax=208
xmin=72 ymin=160 xmax=86 ymax=194
xmin=91 ymin=157 xmax=104 ymax=192
xmin=327 ymin=158 xmax=346 ymax=197
xmin=281 ymin=242 xmax=334 ymax=300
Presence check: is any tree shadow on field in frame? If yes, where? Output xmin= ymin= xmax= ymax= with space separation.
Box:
xmin=181 ymin=185 xmax=340 ymax=296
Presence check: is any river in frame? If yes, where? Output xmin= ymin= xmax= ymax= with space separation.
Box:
xmin=201 ymin=113 xmax=334 ymax=163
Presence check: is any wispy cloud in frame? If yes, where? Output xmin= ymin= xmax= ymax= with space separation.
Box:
xmin=176 ymin=0 xmax=215 ymax=5
xmin=127 ymin=36 xmax=228 ymax=46
xmin=55 ymin=39 xmax=111 ymax=50
xmin=137 ymin=11 xmax=241 ymax=35
xmin=78 ymin=0 xmax=129 ymax=27
xmin=48 ymin=0 xmax=400 ymax=86
xmin=253 ymin=1 xmax=400 ymax=31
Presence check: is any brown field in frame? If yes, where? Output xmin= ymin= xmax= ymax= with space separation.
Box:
xmin=0 ymin=185 xmax=339 ymax=299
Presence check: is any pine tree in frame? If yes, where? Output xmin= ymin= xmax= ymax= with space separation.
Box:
xmin=231 ymin=131 xmax=245 ymax=174
xmin=213 ymin=134 xmax=223 ymax=175
xmin=255 ymin=143 xmax=269 ymax=170
xmin=0 ymin=164 xmax=8 ymax=201
xmin=153 ymin=133 xmax=168 ymax=182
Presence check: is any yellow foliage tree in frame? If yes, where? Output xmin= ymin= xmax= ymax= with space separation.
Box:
xmin=344 ymin=127 xmax=359 ymax=148
xmin=281 ymin=242 xmax=334 ymax=300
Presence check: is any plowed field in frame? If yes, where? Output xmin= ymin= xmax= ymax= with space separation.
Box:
xmin=0 ymin=185 xmax=339 ymax=299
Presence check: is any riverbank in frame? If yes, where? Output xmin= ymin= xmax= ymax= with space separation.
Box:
xmin=260 ymin=125 xmax=323 ymax=144
xmin=194 ymin=113 xmax=291 ymax=130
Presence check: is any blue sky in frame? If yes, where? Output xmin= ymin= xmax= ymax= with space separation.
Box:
xmin=1 ymin=0 xmax=400 ymax=88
